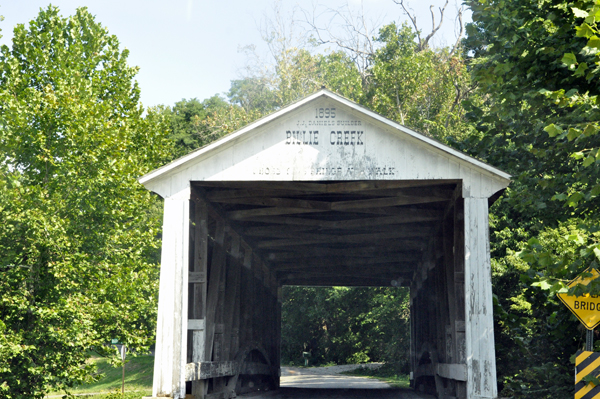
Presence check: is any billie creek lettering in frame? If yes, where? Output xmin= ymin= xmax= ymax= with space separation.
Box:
xmin=285 ymin=130 xmax=364 ymax=146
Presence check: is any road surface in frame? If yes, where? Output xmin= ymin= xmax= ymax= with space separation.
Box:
xmin=242 ymin=365 xmax=435 ymax=399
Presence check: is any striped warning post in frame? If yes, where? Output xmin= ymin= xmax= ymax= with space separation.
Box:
xmin=576 ymin=351 xmax=600 ymax=399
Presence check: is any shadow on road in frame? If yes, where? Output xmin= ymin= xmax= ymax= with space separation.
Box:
xmin=245 ymin=387 xmax=435 ymax=399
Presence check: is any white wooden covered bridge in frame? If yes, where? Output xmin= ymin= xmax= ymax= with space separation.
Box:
xmin=139 ymin=89 xmax=510 ymax=399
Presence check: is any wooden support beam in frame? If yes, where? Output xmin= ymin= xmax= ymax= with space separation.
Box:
xmin=184 ymin=361 xmax=274 ymax=382
xmin=280 ymin=271 xmax=413 ymax=282
xmin=256 ymin=228 xmax=431 ymax=249
xmin=188 ymin=320 xmax=206 ymax=331
xmin=207 ymin=189 xmax=322 ymax=201
xmin=265 ymin=247 xmax=422 ymax=260
xmin=241 ymin=220 xmax=434 ymax=242
xmin=227 ymin=196 xmax=448 ymax=220
xmin=198 ymin=180 xmax=450 ymax=193
xmin=191 ymin=199 xmax=209 ymax=398
xmin=249 ymin=223 xmax=434 ymax=241
xmin=242 ymin=211 xmax=443 ymax=236
xmin=437 ymin=363 xmax=467 ymax=382
xmin=281 ymin=275 xmax=410 ymax=287
xmin=216 ymin=196 xmax=331 ymax=210
xmin=207 ymin=185 xmax=455 ymax=203
xmin=228 ymin=207 xmax=327 ymax=220
xmin=195 ymin=181 xmax=330 ymax=193
xmin=223 ymin=253 xmax=241 ymax=362
xmin=204 ymin=222 xmax=226 ymax=362
xmin=191 ymin=189 xmax=249 ymax=255
xmin=270 ymin=255 xmax=418 ymax=270
xmin=218 ymin=193 xmax=449 ymax=210
xmin=192 ymin=186 xmax=274 ymax=291
xmin=328 ymin=195 xmax=449 ymax=211
xmin=189 ymin=272 xmax=206 ymax=284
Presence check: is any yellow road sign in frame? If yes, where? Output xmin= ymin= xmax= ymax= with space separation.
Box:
xmin=558 ymin=269 xmax=600 ymax=330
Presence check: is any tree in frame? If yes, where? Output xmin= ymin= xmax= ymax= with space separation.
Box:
xmin=0 ymin=7 xmax=170 ymax=398
xmin=368 ymin=22 xmax=473 ymax=141
xmin=462 ymin=0 xmax=600 ymax=396
xmin=281 ymin=286 xmax=411 ymax=368
xmin=163 ymin=95 xmax=229 ymax=159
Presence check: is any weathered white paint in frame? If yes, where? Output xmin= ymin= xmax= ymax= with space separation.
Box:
xmin=464 ymin=198 xmax=497 ymax=398
xmin=151 ymin=187 xmax=190 ymax=399
xmin=139 ymin=90 xmax=510 ymax=200
xmin=188 ymin=319 xmax=206 ymax=331
xmin=437 ymin=363 xmax=468 ymax=382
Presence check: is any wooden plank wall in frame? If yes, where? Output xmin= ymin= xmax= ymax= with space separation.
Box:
xmin=410 ymin=192 xmax=469 ymax=399
xmin=186 ymin=189 xmax=280 ymax=399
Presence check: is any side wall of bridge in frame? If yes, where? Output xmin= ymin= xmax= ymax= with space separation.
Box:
xmin=410 ymin=196 xmax=497 ymax=398
xmin=151 ymin=187 xmax=281 ymax=399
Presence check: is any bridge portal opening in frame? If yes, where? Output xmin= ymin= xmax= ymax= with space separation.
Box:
xmin=179 ymin=180 xmax=471 ymax=398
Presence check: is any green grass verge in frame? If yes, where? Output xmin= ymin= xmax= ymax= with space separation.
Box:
xmin=47 ymin=355 xmax=153 ymax=398
xmin=341 ymin=363 xmax=411 ymax=389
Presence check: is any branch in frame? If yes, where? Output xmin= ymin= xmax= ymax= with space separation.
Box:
xmin=421 ymin=0 xmax=448 ymax=50
xmin=449 ymin=6 xmax=464 ymax=57
xmin=394 ymin=0 xmax=449 ymax=51
xmin=394 ymin=0 xmax=423 ymax=48
xmin=301 ymin=3 xmax=381 ymax=80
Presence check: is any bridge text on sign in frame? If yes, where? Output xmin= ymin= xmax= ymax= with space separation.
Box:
xmin=557 ymin=268 xmax=600 ymax=330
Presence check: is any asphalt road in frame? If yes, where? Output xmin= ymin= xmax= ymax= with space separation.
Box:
xmin=241 ymin=365 xmax=435 ymax=399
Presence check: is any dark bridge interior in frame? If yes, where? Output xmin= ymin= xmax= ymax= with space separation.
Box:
xmin=192 ymin=179 xmax=459 ymax=288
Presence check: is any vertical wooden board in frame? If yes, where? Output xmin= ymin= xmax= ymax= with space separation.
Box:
xmin=459 ymin=165 xmax=473 ymax=199
xmin=152 ymin=194 xmax=190 ymax=399
xmin=214 ymin=253 xmax=227 ymax=362
xmin=224 ymin=236 xmax=241 ymax=360
xmin=433 ymin=258 xmax=445 ymax=363
xmin=410 ymin=291 xmax=416 ymax=381
xmin=223 ymin=254 xmax=241 ymax=361
xmin=275 ymin=290 xmax=282 ymax=387
xmin=231 ymin=275 xmax=242 ymax=358
xmin=192 ymin=199 xmax=209 ymax=398
xmin=204 ymin=222 xmax=226 ymax=362
xmin=464 ymin=198 xmax=497 ymax=398
xmin=443 ymin=213 xmax=457 ymax=363
xmin=454 ymin=198 xmax=466 ymax=321
xmin=239 ymin=266 xmax=250 ymax=349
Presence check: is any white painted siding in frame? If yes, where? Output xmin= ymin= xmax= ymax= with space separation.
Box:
xmin=464 ymin=198 xmax=497 ymax=398
xmin=152 ymin=191 xmax=190 ymax=399
xmin=141 ymin=97 xmax=509 ymax=199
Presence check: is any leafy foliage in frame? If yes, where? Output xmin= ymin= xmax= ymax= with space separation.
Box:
xmin=281 ymin=287 xmax=410 ymax=369
xmin=162 ymin=96 xmax=228 ymax=159
xmin=369 ymin=23 xmax=473 ymax=141
xmin=0 ymin=7 xmax=169 ymax=398
xmin=462 ymin=0 xmax=600 ymax=396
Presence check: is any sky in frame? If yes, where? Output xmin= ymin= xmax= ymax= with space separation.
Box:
xmin=0 ymin=0 xmax=469 ymax=108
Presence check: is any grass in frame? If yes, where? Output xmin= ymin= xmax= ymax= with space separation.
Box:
xmin=341 ymin=363 xmax=411 ymax=389
xmin=47 ymin=355 xmax=153 ymax=398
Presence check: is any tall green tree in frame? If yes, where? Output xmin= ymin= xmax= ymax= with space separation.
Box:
xmin=369 ymin=22 xmax=473 ymax=141
xmin=463 ymin=0 xmax=600 ymax=396
xmin=0 ymin=7 xmax=169 ymax=398
xmin=163 ymin=95 xmax=228 ymax=159
xmin=281 ymin=287 xmax=410 ymax=368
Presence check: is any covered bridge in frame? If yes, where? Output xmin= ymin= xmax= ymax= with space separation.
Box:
xmin=139 ymin=89 xmax=510 ymax=399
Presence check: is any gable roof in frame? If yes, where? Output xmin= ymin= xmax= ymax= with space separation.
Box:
xmin=140 ymin=89 xmax=510 ymax=199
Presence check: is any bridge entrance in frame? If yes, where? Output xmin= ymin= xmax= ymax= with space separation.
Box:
xmin=140 ymin=89 xmax=510 ymax=399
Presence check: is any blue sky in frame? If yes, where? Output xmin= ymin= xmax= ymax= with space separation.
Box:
xmin=0 ymin=1 xmax=468 ymax=108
